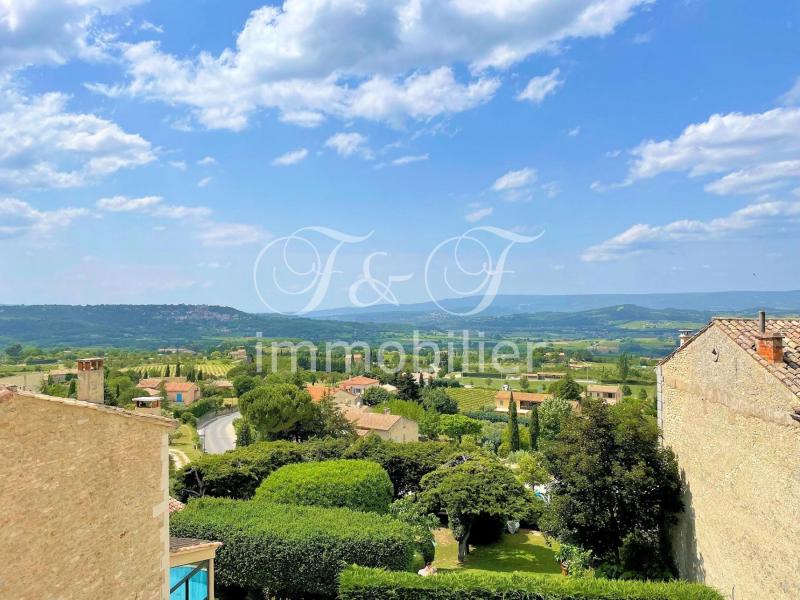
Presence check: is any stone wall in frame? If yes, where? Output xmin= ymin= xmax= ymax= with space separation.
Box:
xmin=660 ymin=325 xmax=800 ymax=599
xmin=0 ymin=390 xmax=175 ymax=599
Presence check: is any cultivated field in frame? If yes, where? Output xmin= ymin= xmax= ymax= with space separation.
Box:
xmin=130 ymin=361 xmax=233 ymax=378
xmin=445 ymin=387 xmax=497 ymax=412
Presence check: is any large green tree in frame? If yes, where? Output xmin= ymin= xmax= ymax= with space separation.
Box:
xmin=617 ymin=352 xmax=631 ymax=382
xmin=547 ymin=372 xmax=583 ymax=402
xmin=507 ymin=391 xmax=520 ymax=452
xmin=438 ymin=414 xmax=482 ymax=445
xmin=420 ymin=387 xmax=458 ymax=414
xmin=528 ymin=404 xmax=540 ymax=451
xmin=541 ymin=398 xmax=682 ymax=577
xmin=538 ymin=397 xmax=572 ymax=443
xmin=420 ymin=459 xmax=531 ymax=562
xmin=238 ymin=384 xmax=318 ymax=441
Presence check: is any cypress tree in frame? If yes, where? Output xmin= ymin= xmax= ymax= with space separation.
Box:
xmin=508 ymin=390 xmax=520 ymax=451
xmin=175 ymin=362 xmax=181 ymax=377
xmin=164 ymin=365 xmax=171 ymax=377
xmin=529 ymin=403 xmax=540 ymax=451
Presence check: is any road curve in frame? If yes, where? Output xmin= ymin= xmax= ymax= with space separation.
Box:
xmin=200 ymin=411 xmax=240 ymax=454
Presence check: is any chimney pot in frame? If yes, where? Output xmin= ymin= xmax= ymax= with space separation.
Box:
xmin=755 ymin=313 xmax=784 ymax=364
xmin=759 ymin=310 xmax=766 ymax=335
xmin=679 ymin=329 xmax=694 ymax=347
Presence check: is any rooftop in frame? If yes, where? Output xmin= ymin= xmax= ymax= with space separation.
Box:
xmin=169 ymin=537 xmax=222 ymax=554
xmin=495 ymin=391 xmax=551 ymax=403
xmin=339 ymin=375 xmax=380 ymax=387
xmin=587 ymin=384 xmax=622 ymax=393
xmin=343 ymin=407 xmax=401 ymax=431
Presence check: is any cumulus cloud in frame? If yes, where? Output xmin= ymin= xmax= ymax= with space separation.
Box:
xmin=95 ymin=194 xmax=266 ymax=246
xmin=516 ymin=68 xmax=564 ymax=104
xmin=581 ymin=199 xmax=800 ymax=262
xmin=0 ymin=86 xmax=154 ymax=190
xmin=92 ymin=0 xmax=648 ymax=129
xmin=0 ymin=197 xmax=87 ymax=239
xmin=272 ymin=148 xmax=308 ymax=166
xmin=616 ymin=107 xmax=800 ymax=195
xmin=780 ymin=76 xmax=800 ymax=106
xmin=0 ymin=0 xmax=143 ymax=72
xmin=325 ymin=132 xmax=373 ymax=159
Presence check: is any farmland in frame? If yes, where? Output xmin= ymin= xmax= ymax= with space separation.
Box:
xmin=445 ymin=387 xmax=497 ymax=412
xmin=129 ymin=360 xmax=233 ymax=378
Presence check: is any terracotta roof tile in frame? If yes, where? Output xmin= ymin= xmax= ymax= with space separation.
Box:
xmin=339 ymin=376 xmax=380 ymax=388
xmin=495 ymin=391 xmax=551 ymax=403
xmin=343 ymin=407 xmax=401 ymax=431
xmin=168 ymin=497 xmax=185 ymax=514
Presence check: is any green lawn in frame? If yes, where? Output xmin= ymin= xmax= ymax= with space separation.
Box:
xmin=170 ymin=423 xmax=202 ymax=463
xmin=433 ymin=528 xmax=561 ymax=575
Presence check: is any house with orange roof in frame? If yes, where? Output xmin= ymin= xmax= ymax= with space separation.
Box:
xmin=658 ymin=312 xmax=800 ymax=599
xmin=494 ymin=390 xmax=553 ymax=414
xmin=165 ymin=381 xmax=201 ymax=405
xmin=343 ymin=406 xmax=419 ymax=442
xmin=338 ymin=375 xmax=380 ymax=396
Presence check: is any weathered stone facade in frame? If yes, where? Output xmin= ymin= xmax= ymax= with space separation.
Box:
xmin=659 ymin=324 xmax=800 ymax=599
xmin=0 ymin=389 xmax=175 ymax=599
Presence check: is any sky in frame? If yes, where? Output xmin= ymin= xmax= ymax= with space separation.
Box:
xmin=1 ymin=0 xmax=799 ymax=313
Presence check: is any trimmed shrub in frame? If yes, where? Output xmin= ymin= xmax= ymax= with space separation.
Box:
xmin=174 ymin=438 xmax=350 ymax=501
xmin=343 ymin=436 xmax=460 ymax=498
xmin=338 ymin=566 xmax=725 ymax=600
xmin=170 ymin=498 xmax=417 ymax=598
xmin=255 ymin=459 xmax=394 ymax=513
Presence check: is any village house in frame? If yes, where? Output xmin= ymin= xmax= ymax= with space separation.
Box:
xmin=343 ymin=407 xmax=419 ymax=442
xmin=165 ymin=381 xmax=201 ymax=405
xmin=338 ymin=375 xmax=380 ymax=396
xmin=495 ymin=390 xmax=553 ymax=414
xmin=306 ymin=383 xmax=359 ymax=409
xmin=522 ymin=372 xmax=566 ymax=381
xmin=0 ymin=375 xmax=221 ymax=599
xmin=658 ymin=313 xmax=800 ymax=599
xmin=585 ymin=384 xmax=622 ymax=404
xmin=228 ymin=348 xmax=248 ymax=361
xmin=47 ymin=367 xmax=78 ymax=382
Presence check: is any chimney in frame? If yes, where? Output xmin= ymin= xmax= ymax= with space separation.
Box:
xmin=678 ymin=329 xmax=694 ymax=347
xmin=77 ymin=357 xmax=105 ymax=404
xmin=755 ymin=311 xmax=784 ymax=364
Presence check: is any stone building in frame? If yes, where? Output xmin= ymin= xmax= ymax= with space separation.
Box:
xmin=0 ymin=386 xmax=221 ymax=598
xmin=657 ymin=314 xmax=800 ymax=599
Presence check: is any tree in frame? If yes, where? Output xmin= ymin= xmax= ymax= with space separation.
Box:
xmin=238 ymin=384 xmax=318 ymax=441
xmin=420 ymin=459 xmax=532 ymax=562
xmin=175 ymin=362 xmax=182 ymax=377
xmin=540 ymin=398 xmax=682 ymax=576
xmin=538 ymin=397 xmax=571 ymax=443
xmin=507 ymin=391 xmax=520 ymax=452
xmin=520 ymin=376 xmax=530 ymax=392
xmin=236 ymin=420 xmax=254 ymax=447
xmin=438 ymin=414 xmax=482 ymax=445
xmin=233 ymin=374 xmax=258 ymax=397
xmin=529 ymin=404 xmax=540 ymax=451
xmin=361 ymin=386 xmax=391 ymax=406
xmin=419 ymin=412 xmax=441 ymax=440
xmin=395 ymin=372 xmax=420 ymax=401
xmin=622 ymin=384 xmax=632 ymax=396
xmin=421 ymin=387 xmax=458 ymax=414
xmin=5 ymin=343 xmax=22 ymax=360
xmin=164 ymin=365 xmax=171 ymax=377
xmin=517 ymin=452 xmax=551 ymax=488
xmin=617 ymin=352 xmax=631 ymax=382
xmin=547 ymin=372 xmax=583 ymax=402
xmin=158 ymin=381 xmax=170 ymax=411
xmin=638 ymin=388 xmax=648 ymax=400
xmin=67 ymin=379 xmax=77 ymax=398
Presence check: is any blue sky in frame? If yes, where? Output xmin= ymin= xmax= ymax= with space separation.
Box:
xmin=1 ymin=0 xmax=799 ymax=312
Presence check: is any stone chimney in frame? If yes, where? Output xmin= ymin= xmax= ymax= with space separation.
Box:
xmin=678 ymin=329 xmax=694 ymax=347
xmin=77 ymin=357 xmax=105 ymax=404
xmin=756 ymin=311 xmax=784 ymax=364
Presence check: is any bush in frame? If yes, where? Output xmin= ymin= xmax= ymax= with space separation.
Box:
xmin=170 ymin=498 xmax=417 ymax=598
xmin=254 ymin=459 xmax=393 ymax=513
xmin=180 ymin=412 xmax=197 ymax=426
xmin=343 ymin=435 xmax=459 ymax=498
xmin=174 ymin=438 xmax=350 ymax=501
xmin=338 ymin=566 xmax=725 ymax=600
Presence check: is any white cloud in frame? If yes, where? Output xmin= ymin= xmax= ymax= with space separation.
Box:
xmin=516 ymin=68 xmax=564 ymax=104
xmin=139 ymin=21 xmax=164 ymax=34
xmin=0 ymin=0 xmax=143 ymax=72
xmin=0 ymin=87 xmax=154 ymax=190
xmin=0 ymin=197 xmax=87 ymax=239
xmin=97 ymin=1 xmax=649 ymax=129
xmin=541 ymin=181 xmax=561 ymax=198
xmin=780 ymin=76 xmax=800 ymax=106
xmin=325 ymin=132 xmax=373 ymax=159
xmin=97 ymin=195 xmax=162 ymax=212
xmin=197 ymin=176 xmax=212 ymax=188
xmin=492 ymin=167 xmax=536 ymax=191
xmin=197 ymin=156 xmax=217 ymax=167
xmin=465 ymin=206 xmax=493 ymax=222
xmin=272 ymin=148 xmax=308 ymax=166
xmin=169 ymin=160 xmax=187 ymax=171
xmin=582 ymin=199 xmax=800 ymax=262
xmin=618 ymin=107 xmax=800 ymax=195
xmin=96 ymin=195 xmax=211 ymax=220
xmin=391 ymin=153 xmax=428 ymax=166
xmin=197 ymin=223 xmax=267 ymax=247
xmin=567 ymin=126 xmax=581 ymax=137
xmin=632 ymin=31 xmax=653 ymax=44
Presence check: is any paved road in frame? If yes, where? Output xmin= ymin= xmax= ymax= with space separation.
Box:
xmin=200 ymin=411 xmax=240 ymax=454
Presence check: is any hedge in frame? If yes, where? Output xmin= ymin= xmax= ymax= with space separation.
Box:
xmin=174 ymin=438 xmax=350 ymax=501
xmin=337 ymin=566 xmax=725 ymax=600
xmin=342 ymin=436 xmax=460 ymax=498
xmin=255 ymin=459 xmax=394 ymax=513
xmin=170 ymin=498 xmax=417 ymax=598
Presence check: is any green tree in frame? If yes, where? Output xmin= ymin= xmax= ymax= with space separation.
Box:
xmin=538 ymin=397 xmax=571 ymax=443
xmin=420 ymin=387 xmax=458 ymax=414
xmin=5 ymin=343 xmax=23 ymax=360
xmin=438 ymin=414 xmax=482 ymax=445
xmin=547 ymin=372 xmax=583 ymax=402
xmin=517 ymin=452 xmax=551 ymax=488
xmin=236 ymin=420 xmax=254 ymax=447
xmin=175 ymin=362 xmax=182 ymax=377
xmin=420 ymin=459 xmax=531 ymax=562
xmin=638 ymin=388 xmax=648 ymax=400
xmin=529 ymin=403 xmax=540 ymax=451
xmin=238 ymin=384 xmax=317 ymax=441
xmin=419 ymin=412 xmax=441 ymax=440
xmin=67 ymin=379 xmax=77 ymax=398
xmin=617 ymin=352 xmax=631 ymax=382
xmin=541 ymin=398 xmax=682 ymax=576
xmin=164 ymin=364 xmax=171 ymax=377
xmin=507 ymin=391 xmax=520 ymax=452
xmin=361 ymin=386 xmax=392 ymax=406
xmin=520 ymin=376 xmax=530 ymax=391
xmin=395 ymin=372 xmax=420 ymax=401
xmin=622 ymin=384 xmax=633 ymax=397
xmin=233 ymin=374 xmax=258 ymax=397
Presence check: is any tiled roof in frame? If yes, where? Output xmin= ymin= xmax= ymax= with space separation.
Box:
xmin=587 ymin=384 xmax=622 ymax=393
xmin=343 ymin=407 xmax=401 ymax=431
xmin=169 ymin=537 xmax=222 ymax=554
xmin=306 ymin=384 xmax=335 ymax=402
xmin=712 ymin=318 xmax=800 ymax=398
xmin=339 ymin=375 xmax=380 ymax=387
xmin=165 ymin=382 xmax=198 ymax=393
xmin=495 ymin=391 xmax=551 ymax=403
